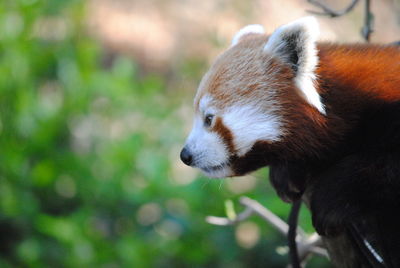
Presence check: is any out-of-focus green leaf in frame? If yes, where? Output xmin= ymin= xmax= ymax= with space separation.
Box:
xmin=0 ymin=0 xmax=329 ymax=267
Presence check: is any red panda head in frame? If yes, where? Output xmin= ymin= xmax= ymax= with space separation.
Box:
xmin=181 ymin=17 xmax=326 ymax=178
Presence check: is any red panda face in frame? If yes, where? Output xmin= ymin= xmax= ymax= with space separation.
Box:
xmin=181 ymin=17 xmax=325 ymax=178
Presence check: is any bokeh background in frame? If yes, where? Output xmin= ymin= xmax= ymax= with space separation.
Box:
xmin=1 ymin=0 xmax=399 ymax=267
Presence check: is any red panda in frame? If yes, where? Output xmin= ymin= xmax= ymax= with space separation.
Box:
xmin=180 ymin=17 xmax=400 ymax=266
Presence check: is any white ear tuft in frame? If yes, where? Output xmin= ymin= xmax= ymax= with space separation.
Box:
xmin=264 ymin=17 xmax=319 ymax=56
xmin=231 ymin=24 xmax=265 ymax=46
xmin=264 ymin=17 xmax=325 ymax=114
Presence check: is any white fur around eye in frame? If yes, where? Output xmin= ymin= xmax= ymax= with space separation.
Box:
xmin=186 ymin=116 xmax=229 ymax=167
xmin=199 ymin=95 xmax=213 ymax=114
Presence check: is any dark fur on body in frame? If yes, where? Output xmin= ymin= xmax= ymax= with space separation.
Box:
xmin=182 ymin=20 xmax=400 ymax=266
xmin=227 ymin=43 xmax=400 ymax=231
xmin=269 ymin=44 xmax=400 ymax=266
xmin=225 ymin=42 xmax=400 ymax=266
xmin=258 ymin=99 xmax=398 ymax=268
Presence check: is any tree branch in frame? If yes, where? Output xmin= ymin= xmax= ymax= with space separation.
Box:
xmin=306 ymin=0 xmax=360 ymax=17
xmin=205 ymin=196 xmax=329 ymax=264
xmin=306 ymin=0 xmax=374 ymax=42
xmin=361 ymin=0 xmax=373 ymax=41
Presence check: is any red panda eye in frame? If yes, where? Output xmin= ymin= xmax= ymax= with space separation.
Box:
xmin=204 ymin=114 xmax=214 ymax=127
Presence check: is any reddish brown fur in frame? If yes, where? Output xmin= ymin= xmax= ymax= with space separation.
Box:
xmin=195 ymin=35 xmax=280 ymax=110
xmin=273 ymin=43 xmax=400 ymax=159
xmin=213 ymin=117 xmax=235 ymax=154
xmin=317 ymin=43 xmax=400 ymax=103
xmin=195 ymin=35 xmax=400 ymax=166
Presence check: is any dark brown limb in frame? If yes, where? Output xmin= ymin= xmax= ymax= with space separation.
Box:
xmin=288 ymin=200 xmax=302 ymax=268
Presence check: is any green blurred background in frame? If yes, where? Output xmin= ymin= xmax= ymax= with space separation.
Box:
xmin=1 ymin=0 xmax=399 ymax=267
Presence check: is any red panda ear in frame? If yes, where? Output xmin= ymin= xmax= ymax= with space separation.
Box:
xmin=231 ymin=24 xmax=265 ymax=46
xmin=264 ymin=17 xmax=325 ymax=114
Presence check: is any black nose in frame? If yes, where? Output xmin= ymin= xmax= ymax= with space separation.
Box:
xmin=180 ymin=147 xmax=193 ymax=166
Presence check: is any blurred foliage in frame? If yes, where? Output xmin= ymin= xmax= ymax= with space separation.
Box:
xmin=0 ymin=0 xmax=331 ymax=267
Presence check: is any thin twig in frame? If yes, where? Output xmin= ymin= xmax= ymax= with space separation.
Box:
xmin=361 ymin=0 xmax=373 ymax=41
xmin=306 ymin=0 xmax=374 ymax=42
xmin=205 ymin=207 xmax=253 ymax=225
xmin=240 ymin=196 xmax=293 ymax=235
xmin=306 ymin=0 xmax=360 ymax=17
xmin=205 ymin=197 xmax=292 ymax=235
xmin=298 ymin=233 xmax=329 ymax=259
xmin=205 ymin=196 xmax=329 ymax=264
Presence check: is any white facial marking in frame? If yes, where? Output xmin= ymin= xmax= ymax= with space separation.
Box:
xmin=185 ymin=114 xmax=233 ymax=178
xmin=231 ymin=24 xmax=265 ymax=46
xmin=224 ymin=104 xmax=283 ymax=156
xmin=199 ymin=95 xmax=213 ymax=114
xmin=264 ymin=17 xmax=325 ymax=114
